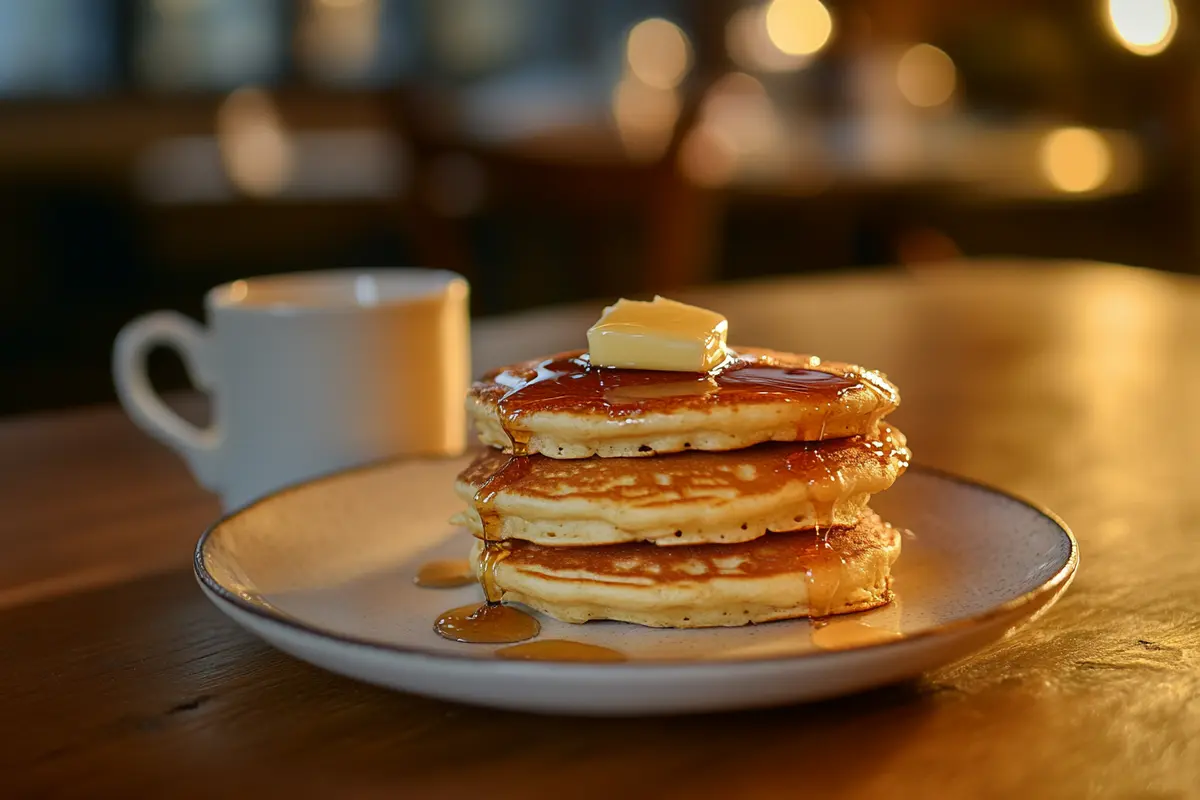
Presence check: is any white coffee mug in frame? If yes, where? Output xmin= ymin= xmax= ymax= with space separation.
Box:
xmin=113 ymin=269 xmax=470 ymax=511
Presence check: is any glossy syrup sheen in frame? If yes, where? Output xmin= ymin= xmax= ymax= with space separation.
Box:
xmin=473 ymin=433 xmax=532 ymax=603
xmin=477 ymin=350 xmax=891 ymax=425
xmin=810 ymin=619 xmax=902 ymax=650
xmin=414 ymin=559 xmax=476 ymax=588
xmin=458 ymin=424 xmax=909 ymax=513
xmin=434 ymin=603 xmax=541 ymax=644
xmin=434 ymin=426 xmax=541 ymax=643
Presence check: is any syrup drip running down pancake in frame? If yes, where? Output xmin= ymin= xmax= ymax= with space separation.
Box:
xmin=468 ymin=347 xmax=900 ymax=459
xmin=451 ymin=424 xmax=910 ymax=547
xmin=471 ymin=513 xmax=901 ymax=628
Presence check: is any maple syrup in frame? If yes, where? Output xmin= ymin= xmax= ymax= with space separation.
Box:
xmin=479 ymin=350 xmax=889 ymax=431
xmin=441 ymin=346 xmax=903 ymax=645
xmin=810 ymin=619 xmax=902 ymax=650
xmin=434 ymin=603 xmax=541 ymax=644
xmin=456 ymin=422 xmax=910 ymax=531
xmin=495 ymin=640 xmax=627 ymax=662
xmin=802 ymin=407 xmax=842 ymax=622
xmin=414 ymin=559 xmax=475 ymax=589
xmin=472 ymin=428 xmax=533 ymax=602
xmin=434 ymin=406 xmax=540 ymax=643
xmin=803 ymin=538 xmax=844 ymax=618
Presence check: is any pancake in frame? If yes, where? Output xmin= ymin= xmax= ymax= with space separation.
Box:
xmin=468 ymin=347 xmax=900 ymax=459
xmin=473 ymin=512 xmax=901 ymax=627
xmin=451 ymin=424 xmax=909 ymax=547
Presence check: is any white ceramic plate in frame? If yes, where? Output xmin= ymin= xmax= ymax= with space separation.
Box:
xmin=195 ymin=457 xmax=1077 ymax=715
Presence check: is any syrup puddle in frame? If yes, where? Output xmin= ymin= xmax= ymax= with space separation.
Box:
xmin=810 ymin=619 xmax=902 ymax=650
xmin=414 ymin=559 xmax=475 ymax=589
xmin=434 ymin=603 xmax=541 ymax=644
xmin=495 ymin=639 xmax=627 ymax=662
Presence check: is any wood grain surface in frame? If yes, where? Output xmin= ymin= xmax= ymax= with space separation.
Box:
xmin=2 ymin=260 xmax=1199 ymax=798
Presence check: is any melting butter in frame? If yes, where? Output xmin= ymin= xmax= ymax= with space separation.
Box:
xmin=587 ymin=296 xmax=728 ymax=372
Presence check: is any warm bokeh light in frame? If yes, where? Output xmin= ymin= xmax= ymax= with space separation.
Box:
xmin=896 ymin=44 xmax=956 ymax=108
xmin=216 ymin=87 xmax=294 ymax=196
xmin=626 ymin=18 xmax=692 ymax=90
xmin=1040 ymin=127 xmax=1112 ymax=193
xmin=612 ymin=78 xmax=681 ymax=161
xmin=765 ymin=0 xmax=833 ymax=57
xmin=296 ymin=0 xmax=382 ymax=82
xmin=699 ymin=73 xmax=780 ymax=156
xmin=1105 ymin=0 xmax=1176 ymax=56
xmin=678 ymin=125 xmax=738 ymax=188
xmin=726 ymin=5 xmax=811 ymax=72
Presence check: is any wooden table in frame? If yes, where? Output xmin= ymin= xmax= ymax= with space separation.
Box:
xmin=3 ymin=260 xmax=1199 ymax=797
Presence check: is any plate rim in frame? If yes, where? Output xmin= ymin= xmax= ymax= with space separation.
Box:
xmin=194 ymin=459 xmax=1079 ymax=669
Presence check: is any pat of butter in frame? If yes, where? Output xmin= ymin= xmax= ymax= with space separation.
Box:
xmin=587 ymin=296 xmax=728 ymax=372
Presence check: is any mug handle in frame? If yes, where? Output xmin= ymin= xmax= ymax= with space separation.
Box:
xmin=112 ymin=311 xmax=222 ymax=490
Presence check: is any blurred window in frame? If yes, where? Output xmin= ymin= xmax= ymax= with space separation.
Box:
xmin=296 ymin=0 xmax=421 ymax=86
xmin=134 ymin=0 xmax=285 ymax=90
xmin=0 ymin=0 xmax=116 ymax=96
xmin=421 ymin=0 xmax=685 ymax=80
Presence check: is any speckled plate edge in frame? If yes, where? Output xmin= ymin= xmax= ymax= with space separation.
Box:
xmin=193 ymin=459 xmax=1079 ymax=670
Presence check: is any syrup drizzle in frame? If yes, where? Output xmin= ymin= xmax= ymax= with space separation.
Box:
xmin=434 ymin=396 xmax=541 ymax=643
xmin=474 ymin=427 xmax=534 ymax=601
xmin=805 ymin=406 xmax=844 ymax=618
xmin=495 ymin=640 xmax=627 ymax=662
xmin=414 ymin=559 xmax=475 ymax=589
xmin=809 ymin=406 xmax=839 ymax=532
xmin=459 ymin=421 xmax=909 ymax=509
xmin=810 ymin=619 xmax=902 ymax=650
xmin=803 ymin=548 xmax=844 ymax=618
xmin=480 ymin=351 xmax=877 ymax=433
xmin=869 ymin=424 xmax=911 ymax=472
xmin=812 ymin=518 xmax=908 ymax=646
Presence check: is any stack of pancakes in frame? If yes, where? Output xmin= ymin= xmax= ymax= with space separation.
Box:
xmin=451 ymin=347 xmax=910 ymax=628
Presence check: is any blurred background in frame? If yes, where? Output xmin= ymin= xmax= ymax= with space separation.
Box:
xmin=0 ymin=0 xmax=1193 ymax=415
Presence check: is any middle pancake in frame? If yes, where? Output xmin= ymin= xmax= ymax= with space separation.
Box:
xmin=451 ymin=424 xmax=909 ymax=547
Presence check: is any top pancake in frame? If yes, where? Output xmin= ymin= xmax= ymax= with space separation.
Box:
xmin=468 ymin=347 xmax=900 ymax=459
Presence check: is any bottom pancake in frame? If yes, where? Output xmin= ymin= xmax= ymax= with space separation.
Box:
xmin=471 ymin=512 xmax=900 ymax=628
